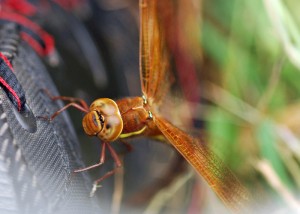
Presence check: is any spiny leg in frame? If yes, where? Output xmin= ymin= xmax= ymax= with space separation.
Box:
xmin=40 ymin=89 xmax=89 ymax=120
xmin=90 ymin=142 xmax=122 ymax=197
xmin=74 ymin=142 xmax=106 ymax=173
xmin=42 ymin=88 xmax=89 ymax=110
xmin=49 ymin=95 xmax=89 ymax=111
xmin=49 ymin=102 xmax=89 ymax=120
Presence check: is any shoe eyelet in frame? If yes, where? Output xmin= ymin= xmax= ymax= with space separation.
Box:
xmin=12 ymin=102 xmax=37 ymax=133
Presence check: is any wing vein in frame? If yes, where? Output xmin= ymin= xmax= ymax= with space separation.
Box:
xmin=154 ymin=116 xmax=252 ymax=212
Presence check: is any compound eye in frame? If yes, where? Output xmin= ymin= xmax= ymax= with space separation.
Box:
xmin=97 ymin=114 xmax=123 ymax=141
xmin=90 ymin=98 xmax=119 ymax=115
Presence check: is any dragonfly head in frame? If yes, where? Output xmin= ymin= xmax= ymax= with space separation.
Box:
xmin=82 ymin=98 xmax=123 ymax=142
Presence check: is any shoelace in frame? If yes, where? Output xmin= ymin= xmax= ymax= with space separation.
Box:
xmin=0 ymin=1 xmax=57 ymax=112
xmin=0 ymin=0 xmax=88 ymax=112
xmin=0 ymin=52 xmax=26 ymax=112
xmin=1 ymin=0 xmax=37 ymax=16
xmin=0 ymin=11 xmax=55 ymax=58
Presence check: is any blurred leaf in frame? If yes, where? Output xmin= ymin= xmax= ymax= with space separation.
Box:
xmin=201 ymin=21 xmax=228 ymax=67
xmin=256 ymin=119 xmax=293 ymax=188
xmin=207 ymin=109 xmax=242 ymax=170
xmin=264 ymin=0 xmax=300 ymax=70
xmin=282 ymin=62 xmax=300 ymax=97
xmin=267 ymin=84 xmax=287 ymax=112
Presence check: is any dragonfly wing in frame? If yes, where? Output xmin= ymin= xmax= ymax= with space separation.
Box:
xmin=139 ymin=0 xmax=173 ymax=104
xmin=154 ymin=116 xmax=252 ymax=212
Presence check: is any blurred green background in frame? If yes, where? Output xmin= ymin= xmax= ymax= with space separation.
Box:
xmin=201 ymin=0 xmax=300 ymax=212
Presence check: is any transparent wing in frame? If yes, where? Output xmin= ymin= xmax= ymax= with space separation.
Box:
xmin=154 ymin=116 xmax=252 ymax=212
xmin=139 ymin=0 xmax=173 ymax=104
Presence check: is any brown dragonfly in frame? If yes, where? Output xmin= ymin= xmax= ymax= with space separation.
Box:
xmin=46 ymin=0 xmax=251 ymax=212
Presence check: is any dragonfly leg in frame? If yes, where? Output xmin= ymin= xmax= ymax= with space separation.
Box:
xmin=90 ymin=142 xmax=122 ymax=197
xmin=42 ymin=89 xmax=89 ymax=111
xmin=49 ymin=102 xmax=88 ymax=120
xmin=38 ymin=89 xmax=89 ymax=121
xmin=37 ymin=102 xmax=88 ymax=121
xmin=74 ymin=142 xmax=106 ymax=173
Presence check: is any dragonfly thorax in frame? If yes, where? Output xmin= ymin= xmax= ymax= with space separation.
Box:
xmin=82 ymin=98 xmax=123 ymax=142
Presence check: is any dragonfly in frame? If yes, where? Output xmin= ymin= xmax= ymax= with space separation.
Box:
xmin=46 ymin=0 xmax=252 ymax=212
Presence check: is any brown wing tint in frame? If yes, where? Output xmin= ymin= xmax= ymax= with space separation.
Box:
xmin=139 ymin=0 xmax=173 ymax=105
xmin=154 ymin=116 xmax=252 ymax=212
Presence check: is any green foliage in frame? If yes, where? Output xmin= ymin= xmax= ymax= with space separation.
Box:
xmin=202 ymin=0 xmax=300 ymax=208
xmin=256 ymin=119 xmax=292 ymax=187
